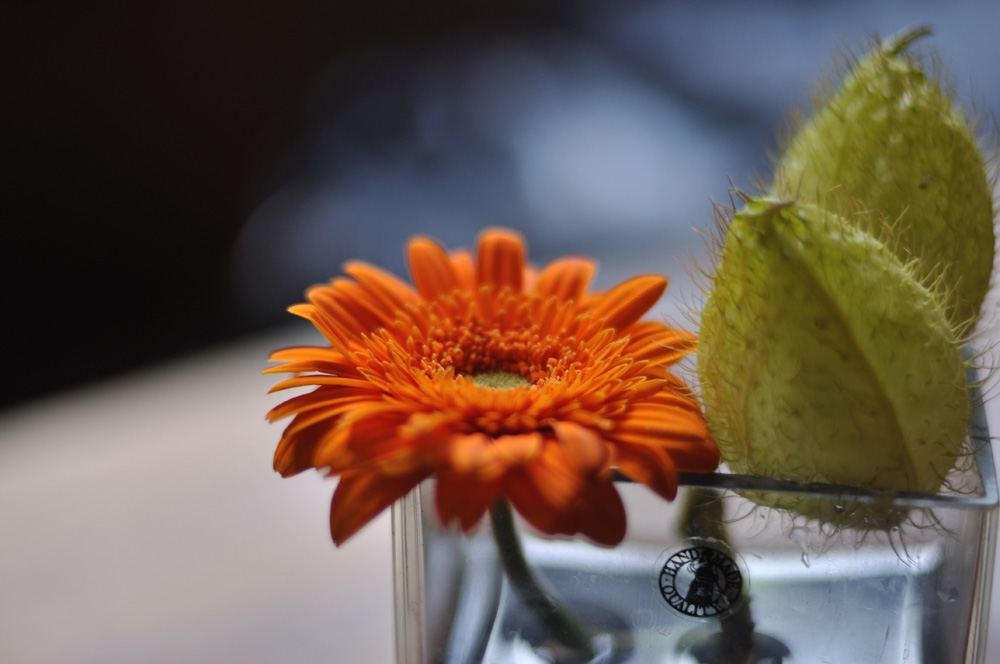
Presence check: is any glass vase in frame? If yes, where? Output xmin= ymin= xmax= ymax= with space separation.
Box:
xmin=392 ymin=398 xmax=997 ymax=664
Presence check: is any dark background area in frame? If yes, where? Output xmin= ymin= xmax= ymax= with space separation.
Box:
xmin=3 ymin=2 xmax=565 ymax=408
xmin=6 ymin=1 xmax=998 ymax=410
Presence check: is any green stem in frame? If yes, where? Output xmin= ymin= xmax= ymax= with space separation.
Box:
xmin=489 ymin=499 xmax=594 ymax=661
xmin=679 ymin=488 xmax=755 ymax=664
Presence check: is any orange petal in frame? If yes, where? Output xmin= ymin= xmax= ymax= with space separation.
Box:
xmin=287 ymin=304 xmax=351 ymax=351
xmin=449 ymin=250 xmax=476 ymax=292
xmin=435 ymin=473 xmax=501 ymax=531
xmin=628 ymin=328 xmax=697 ymax=365
xmin=504 ymin=471 xmax=568 ymax=537
xmin=278 ymin=394 xmax=379 ymax=436
xmin=487 ymin=432 xmax=544 ymax=468
xmin=590 ymin=275 xmax=667 ymax=332
xmin=265 ymin=347 xmax=359 ymax=377
xmin=568 ymin=479 xmax=626 ymax=546
xmin=266 ymin=388 xmax=373 ymax=423
xmin=267 ymin=375 xmax=378 ymax=393
xmin=628 ymin=379 xmax=669 ymax=401
xmin=476 ymin=228 xmax=525 ymax=291
xmin=445 ymin=432 xmax=494 ymax=474
xmin=262 ymin=358 xmax=361 ymax=376
xmin=551 ymin=421 xmax=611 ymax=476
xmin=520 ymin=442 xmax=585 ymax=514
xmin=617 ymin=406 xmax=711 ymax=441
xmin=624 ymin=320 xmax=670 ymax=345
xmin=273 ymin=418 xmax=338 ymax=477
xmin=342 ymin=260 xmax=419 ymax=309
xmin=314 ymin=407 xmax=413 ymax=473
xmin=610 ymin=432 xmax=718 ymax=470
xmin=611 ymin=419 xmax=720 ymax=473
xmin=305 ymin=285 xmax=369 ymax=335
xmin=628 ymin=392 xmax=702 ymax=415
xmin=268 ymin=346 xmax=351 ymax=364
xmin=310 ymin=278 xmax=398 ymax=333
xmin=613 ymin=444 xmax=679 ymax=501
xmin=445 ymin=432 xmax=544 ymax=480
xmin=408 ymin=236 xmax=459 ymax=300
xmin=503 ymin=444 xmax=615 ymax=541
xmin=329 ymin=470 xmax=428 ymax=545
xmin=533 ymin=257 xmax=596 ymax=302
xmin=522 ymin=264 xmax=539 ymax=291
xmin=287 ymin=303 xmax=315 ymax=320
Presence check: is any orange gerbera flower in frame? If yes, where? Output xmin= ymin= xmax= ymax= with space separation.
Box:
xmin=266 ymin=228 xmax=719 ymax=546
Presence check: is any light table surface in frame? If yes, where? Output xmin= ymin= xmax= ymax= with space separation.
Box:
xmin=1 ymin=327 xmax=998 ymax=663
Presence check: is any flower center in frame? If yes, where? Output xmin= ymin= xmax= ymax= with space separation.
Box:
xmin=406 ymin=290 xmax=583 ymax=387
xmin=471 ymin=370 xmax=533 ymax=390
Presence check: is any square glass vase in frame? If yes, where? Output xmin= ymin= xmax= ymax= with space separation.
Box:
xmin=392 ymin=400 xmax=996 ymax=664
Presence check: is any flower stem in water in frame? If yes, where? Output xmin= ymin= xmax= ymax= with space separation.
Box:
xmin=490 ymin=499 xmax=595 ymax=661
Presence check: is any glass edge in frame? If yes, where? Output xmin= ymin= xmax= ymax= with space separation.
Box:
xmin=967 ymin=505 xmax=998 ymax=663
xmin=392 ymin=487 xmax=426 ymax=664
xmin=675 ymin=377 xmax=997 ymax=511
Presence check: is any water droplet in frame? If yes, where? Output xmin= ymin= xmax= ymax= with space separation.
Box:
xmin=800 ymin=551 xmax=811 ymax=568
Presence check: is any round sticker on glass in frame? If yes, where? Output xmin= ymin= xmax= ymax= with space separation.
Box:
xmin=656 ymin=543 xmax=745 ymax=619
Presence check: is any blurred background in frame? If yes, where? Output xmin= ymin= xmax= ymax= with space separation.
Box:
xmin=4 ymin=1 xmax=1000 ymax=662
xmin=9 ymin=0 xmax=1000 ymax=409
